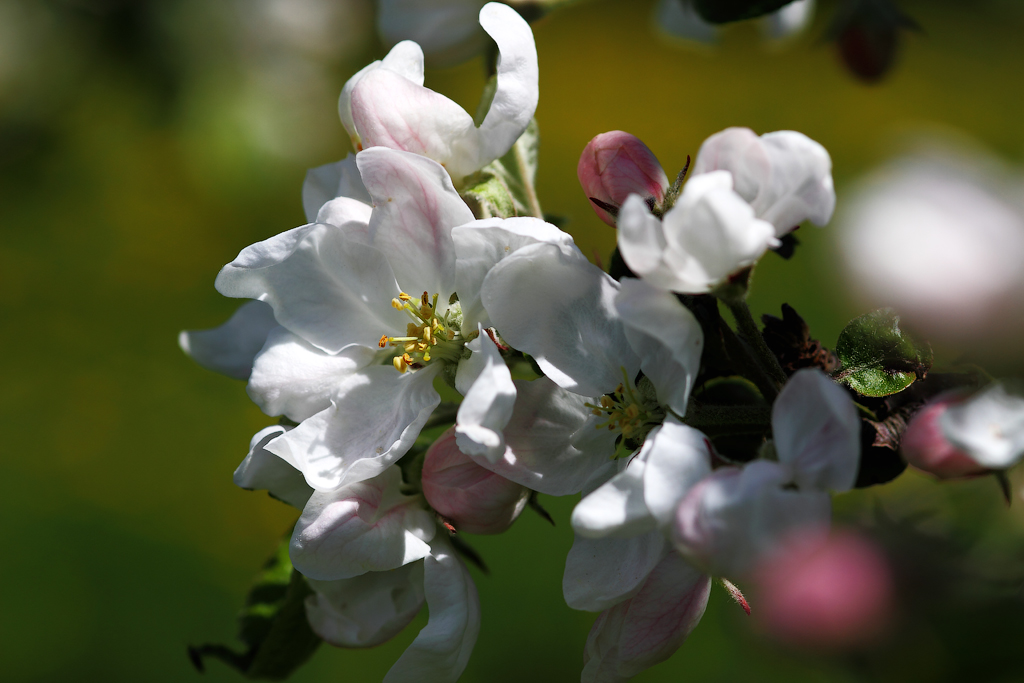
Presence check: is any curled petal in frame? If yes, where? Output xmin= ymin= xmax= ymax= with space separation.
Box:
xmin=693 ymin=127 xmax=835 ymax=235
xmin=233 ymin=425 xmax=313 ymax=509
xmin=339 ymin=40 xmax=425 ymax=145
xmin=482 ymin=240 xmax=639 ymax=397
xmin=178 ymin=300 xmax=278 ymax=380
xmin=302 ymin=154 xmax=372 ymax=222
xmin=469 ymin=378 xmax=617 ymax=495
xmin=384 ymin=538 xmax=481 ymax=683
xmin=248 ymin=328 xmax=376 ymax=422
xmin=290 ymin=467 xmax=436 ymax=581
xmin=305 ymin=562 xmax=426 ymax=648
xmin=454 ymin=327 xmax=517 ymax=463
xmin=615 ymin=278 xmax=703 ymax=416
xmin=772 ymin=368 xmax=860 ymax=492
xmin=617 ymin=195 xmax=671 ymax=282
xmin=582 ymin=552 xmax=711 ymax=683
xmin=267 ymin=364 xmax=441 ymax=490
xmin=314 ymin=197 xmax=373 ymax=243
xmin=563 ymin=531 xmax=667 ymax=612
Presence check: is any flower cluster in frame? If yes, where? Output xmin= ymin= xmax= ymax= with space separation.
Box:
xmin=180 ymin=3 xmax=1024 ymax=681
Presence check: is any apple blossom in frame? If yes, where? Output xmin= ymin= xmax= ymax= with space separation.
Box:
xmin=341 ymin=2 xmax=538 ymax=184
xmin=940 ymin=381 xmax=1024 ymax=470
xmin=578 ymin=131 xmax=670 ymax=226
xmin=901 ymin=392 xmax=989 ymax=479
xmin=421 ymin=427 xmax=529 ymax=534
xmin=178 ymin=300 xmax=278 ymax=380
xmin=233 ymin=424 xmax=313 ymax=509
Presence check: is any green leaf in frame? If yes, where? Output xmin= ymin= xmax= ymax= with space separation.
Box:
xmin=693 ymin=0 xmax=796 ymax=23
xmin=189 ymin=537 xmax=321 ymax=680
xmin=460 ymin=119 xmax=540 ymax=219
xmin=834 ymin=308 xmax=932 ymax=398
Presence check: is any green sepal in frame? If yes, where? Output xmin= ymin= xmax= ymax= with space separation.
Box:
xmin=833 ymin=308 xmax=933 ymax=398
xmin=188 ymin=538 xmax=321 ymax=680
xmin=460 ymin=119 xmax=540 ymax=219
xmin=694 ymin=0 xmax=797 ymax=23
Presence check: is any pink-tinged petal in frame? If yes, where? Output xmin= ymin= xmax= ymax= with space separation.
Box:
xmin=452 ymin=217 xmax=575 ymax=330
xmin=233 ymin=425 xmax=313 ymax=509
xmin=302 ymin=154 xmax=372 ymax=222
xmin=578 ymin=131 xmax=669 ymax=226
xmin=474 ymin=2 xmax=539 ymax=168
xmin=563 ymin=531 xmax=667 ymax=612
xmin=901 ymin=391 xmax=988 ymax=479
xmin=290 ymin=467 xmax=436 ymax=581
xmin=422 ymin=428 xmax=528 ymax=535
xmin=267 ymin=364 xmax=442 ymax=490
xmin=339 ymin=40 xmax=425 ymax=144
xmin=357 ymin=147 xmax=473 ymax=300
xmin=247 ymin=328 xmax=377 ymax=422
xmin=673 ymin=460 xmax=831 ymax=579
xmin=454 ymin=328 xmax=517 ymax=463
xmin=384 ymin=539 xmax=481 ymax=683
xmin=941 ymin=381 xmax=1024 ymax=469
xmin=693 ymin=127 xmax=835 ymax=235
xmin=753 ymin=528 xmax=894 ymax=650
xmin=215 ymin=223 xmax=407 ymax=354
xmin=305 ymin=563 xmax=426 ymax=648
xmin=582 ymin=551 xmax=711 ymax=683
xmin=641 ymin=419 xmax=712 ymax=529
xmin=615 ymin=278 xmax=703 ymax=416
xmin=468 ymin=377 xmax=617 ymax=496
xmin=772 ymin=368 xmax=861 ymax=492
xmin=482 ymin=240 xmax=640 ymax=398
xmin=178 ymin=300 xmax=278 ymax=380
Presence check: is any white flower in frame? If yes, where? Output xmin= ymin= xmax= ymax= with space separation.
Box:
xmin=341 ymin=2 xmax=538 ymax=183
xmin=691 ymin=127 xmax=836 ymax=235
xmin=618 ymin=171 xmax=778 ymax=294
xmin=673 ymin=369 xmax=860 ymax=577
xmin=178 ymin=300 xmax=279 ymax=380
xmin=837 ymin=144 xmax=1024 ymax=346
xmin=941 ymin=381 xmax=1024 ymax=470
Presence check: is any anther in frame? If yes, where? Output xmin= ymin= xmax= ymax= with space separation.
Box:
xmin=393 ymin=356 xmax=407 ymax=373
xmin=421 ymin=291 xmax=430 ymax=307
xmin=378 ymin=334 xmax=388 ymax=348
xmin=399 ymin=292 xmax=413 ymax=301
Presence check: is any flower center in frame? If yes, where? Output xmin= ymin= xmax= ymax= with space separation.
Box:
xmin=380 ymin=291 xmax=468 ymax=373
xmin=585 ymin=368 xmax=663 ymax=448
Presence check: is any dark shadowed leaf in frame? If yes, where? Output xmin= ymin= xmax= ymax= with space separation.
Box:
xmin=834 ymin=308 xmax=932 ymax=397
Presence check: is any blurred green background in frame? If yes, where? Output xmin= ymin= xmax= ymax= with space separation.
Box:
xmin=3 ymin=0 xmax=1024 ymax=681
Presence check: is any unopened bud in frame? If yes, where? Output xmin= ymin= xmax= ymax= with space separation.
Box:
xmin=901 ymin=392 xmax=988 ymax=480
xmin=421 ymin=428 xmax=529 ymax=535
xmin=578 ymin=131 xmax=669 ymax=226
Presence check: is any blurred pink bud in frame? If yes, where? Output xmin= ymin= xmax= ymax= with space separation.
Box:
xmin=578 ymin=131 xmax=670 ymax=226
xmin=753 ymin=529 xmax=894 ymax=650
xmin=901 ymin=392 xmax=988 ymax=479
xmin=422 ymin=427 xmax=529 ymax=535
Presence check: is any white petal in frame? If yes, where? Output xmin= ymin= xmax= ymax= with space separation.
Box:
xmin=641 ymin=419 xmax=712 ymax=529
xmin=454 ymin=328 xmax=517 ymax=463
xmin=178 ymin=300 xmax=278 ymax=380
xmin=468 ymin=377 xmax=617 ymax=495
xmin=233 ymin=426 xmax=313 ymax=509
xmin=760 ymin=0 xmax=814 ymax=40
xmin=941 ymin=381 xmax=1024 ymax=469
xmin=654 ymin=0 xmax=717 ymax=43
xmin=615 ymin=278 xmax=703 ymax=416
xmin=377 ymin=0 xmax=487 ymax=67
xmin=693 ymin=127 xmax=835 ymax=235
xmin=247 ymin=328 xmax=377 ymax=422
xmin=482 ymin=241 xmax=639 ymax=397
xmin=267 ymin=364 xmax=441 ymax=490
xmin=582 ymin=551 xmax=711 ymax=683
xmin=563 ymin=531 xmax=667 ymax=612
xmin=572 ymin=455 xmax=656 ymax=539
xmin=302 ymin=154 xmax=372 ymax=222
xmin=772 ymin=368 xmax=861 ymax=492
xmin=315 ymin=197 xmax=373 ymax=243
xmin=305 ymin=563 xmax=426 ymax=648
xmin=452 ymin=217 xmax=575 ymax=330
xmin=339 ymin=41 xmax=425 ymax=143
xmin=673 ymin=460 xmax=831 ymax=578
xmin=617 ymin=194 xmax=674 ymax=283
xmin=215 ymin=223 xmax=407 ymax=354
xmin=384 ymin=538 xmax=481 ymax=683
xmin=358 ymin=147 xmax=473 ymax=299
xmin=474 ymin=2 xmax=539 ymax=168
xmin=290 ymin=467 xmax=436 ymax=581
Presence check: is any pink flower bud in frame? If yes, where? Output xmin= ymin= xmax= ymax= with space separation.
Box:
xmin=578 ymin=131 xmax=670 ymax=226
xmin=753 ymin=529 xmax=894 ymax=650
xmin=901 ymin=392 xmax=989 ymax=479
xmin=421 ymin=427 xmax=529 ymax=535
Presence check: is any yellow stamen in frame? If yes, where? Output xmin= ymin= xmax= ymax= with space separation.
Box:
xmin=393 ymin=356 xmax=407 ymax=373
xmin=378 ymin=334 xmax=388 ymax=348
xmin=399 ymin=292 xmax=413 ymax=301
